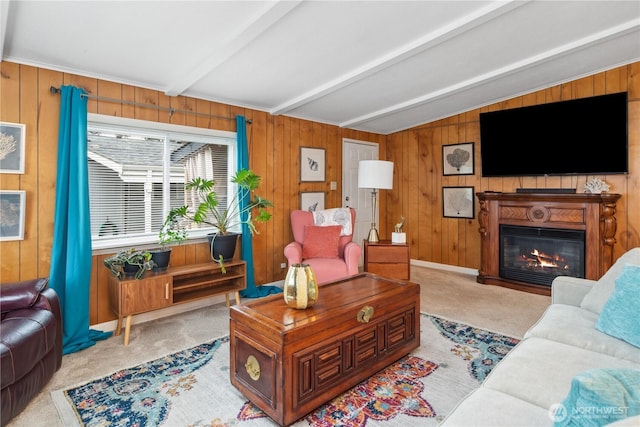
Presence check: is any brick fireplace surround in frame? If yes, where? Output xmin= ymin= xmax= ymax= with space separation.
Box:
xmin=476 ymin=192 xmax=621 ymax=295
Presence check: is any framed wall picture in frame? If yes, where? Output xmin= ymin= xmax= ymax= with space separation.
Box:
xmin=300 ymin=147 xmax=326 ymax=182
xmin=0 ymin=122 xmax=26 ymax=174
xmin=0 ymin=190 xmax=26 ymax=241
xmin=300 ymin=192 xmax=325 ymax=212
xmin=442 ymin=186 xmax=474 ymax=219
xmin=442 ymin=142 xmax=474 ymax=176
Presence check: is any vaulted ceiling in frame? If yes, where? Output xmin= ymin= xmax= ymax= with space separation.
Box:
xmin=1 ymin=1 xmax=639 ymax=134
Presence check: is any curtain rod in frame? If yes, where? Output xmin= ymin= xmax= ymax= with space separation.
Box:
xmin=49 ymin=86 xmax=251 ymax=124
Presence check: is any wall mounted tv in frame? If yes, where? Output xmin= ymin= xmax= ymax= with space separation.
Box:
xmin=479 ymin=92 xmax=628 ymax=177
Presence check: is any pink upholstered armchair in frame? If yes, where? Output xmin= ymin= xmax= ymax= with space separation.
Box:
xmin=284 ymin=208 xmax=361 ymax=284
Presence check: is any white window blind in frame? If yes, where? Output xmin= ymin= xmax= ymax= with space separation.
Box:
xmin=87 ymin=115 xmax=235 ymax=249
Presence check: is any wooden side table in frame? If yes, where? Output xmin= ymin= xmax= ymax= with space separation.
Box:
xmin=363 ymin=240 xmax=410 ymax=280
xmin=108 ymin=261 xmax=246 ymax=345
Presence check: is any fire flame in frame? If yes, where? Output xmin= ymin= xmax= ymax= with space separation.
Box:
xmin=531 ymin=249 xmax=558 ymax=268
xmin=518 ymin=249 xmax=570 ymax=270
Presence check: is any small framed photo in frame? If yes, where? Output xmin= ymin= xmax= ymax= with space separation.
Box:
xmin=442 ymin=186 xmax=474 ymax=219
xmin=442 ymin=142 xmax=474 ymax=176
xmin=0 ymin=190 xmax=26 ymax=241
xmin=0 ymin=122 xmax=26 ymax=174
xmin=300 ymin=192 xmax=325 ymax=212
xmin=300 ymin=147 xmax=325 ymax=182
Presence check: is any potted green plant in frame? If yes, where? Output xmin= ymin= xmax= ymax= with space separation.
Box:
xmin=171 ymin=168 xmax=273 ymax=265
xmin=103 ymin=248 xmax=156 ymax=280
xmin=149 ymin=210 xmax=189 ymax=271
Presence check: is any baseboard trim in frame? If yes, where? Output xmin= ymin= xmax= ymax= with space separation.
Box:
xmin=410 ymin=259 xmax=478 ymax=276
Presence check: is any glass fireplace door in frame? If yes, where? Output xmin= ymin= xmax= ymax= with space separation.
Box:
xmin=500 ymin=225 xmax=585 ymax=287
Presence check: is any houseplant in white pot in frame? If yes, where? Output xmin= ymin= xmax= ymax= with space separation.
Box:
xmin=171 ymin=168 xmax=273 ymax=266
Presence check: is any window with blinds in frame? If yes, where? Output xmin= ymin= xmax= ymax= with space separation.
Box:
xmin=87 ymin=115 xmax=236 ymax=249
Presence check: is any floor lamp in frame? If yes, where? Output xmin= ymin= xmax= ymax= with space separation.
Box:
xmin=358 ymin=160 xmax=394 ymax=243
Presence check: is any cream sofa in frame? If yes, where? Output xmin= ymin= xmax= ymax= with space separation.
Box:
xmin=441 ymin=248 xmax=640 ymax=426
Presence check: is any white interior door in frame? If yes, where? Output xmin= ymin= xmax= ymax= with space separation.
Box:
xmin=342 ymin=139 xmax=378 ymax=267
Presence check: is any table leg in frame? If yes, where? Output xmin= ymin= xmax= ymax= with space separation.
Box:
xmin=235 ymin=290 xmax=241 ymax=305
xmin=225 ymin=293 xmax=230 ymax=307
xmin=124 ymin=315 xmax=132 ymax=346
xmin=115 ymin=317 xmax=122 ymax=336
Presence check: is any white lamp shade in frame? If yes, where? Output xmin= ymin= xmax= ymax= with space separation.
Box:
xmin=358 ymin=160 xmax=394 ymax=189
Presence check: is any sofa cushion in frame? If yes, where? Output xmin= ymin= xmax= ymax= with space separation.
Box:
xmin=302 ymin=225 xmax=341 ymax=259
xmin=524 ymin=305 xmax=640 ymax=362
xmin=440 ymin=388 xmax=551 ymax=426
xmin=553 ymin=368 xmax=640 ymax=427
xmin=595 ymin=264 xmax=640 ymax=348
xmin=301 ymin=257 xmax=349 ymax=285
xmin=482 ymin=337 xmax=639 ymax=412
xmin=580 ymin=248 xmax=640 ymax=314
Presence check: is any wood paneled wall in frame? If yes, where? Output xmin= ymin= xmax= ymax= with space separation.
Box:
xmin=385 ymin=62 xmax=640 ymax=269
xmin=0 ymin=61 xmax=385 ymax=324
xmin=1 ymin=60 xmax=638 ymax=326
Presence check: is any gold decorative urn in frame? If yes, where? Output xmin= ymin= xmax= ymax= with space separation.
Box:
xmin=283 ymin=263 xmax=318 ymax=309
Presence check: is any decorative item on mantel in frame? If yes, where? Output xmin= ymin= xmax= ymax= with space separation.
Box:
xmin=583 ymin=177 xmax=611 ymax=194
xmin=392 ymin=215 xmax=406 ymax=244
xmin=283 ymin=263 xmax=319 ymax=309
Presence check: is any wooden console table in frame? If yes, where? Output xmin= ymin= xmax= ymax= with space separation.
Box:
xmin=476 ymin=192 xmax=620 ymax=295
xmin=108 ymin=260 xmax=246 ymax=345
xmin=230 ymin=273 xmax=419 ymax=426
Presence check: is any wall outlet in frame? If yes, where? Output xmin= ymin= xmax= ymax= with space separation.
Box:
xmin=330 ymin=181 xmax=337 ymax=190
xmin=280 ymin=263 xmax=287 ymax=269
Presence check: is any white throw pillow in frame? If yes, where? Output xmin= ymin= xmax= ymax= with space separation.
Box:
xmin=580 ymin=248 xmax=640 ymax=314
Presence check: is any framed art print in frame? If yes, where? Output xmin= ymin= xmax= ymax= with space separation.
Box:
xmin=0 ymin=122 xmax=26 ymax=174
xmin=442 ymin=142 xmax=474 ymax=176
xmin=300 ymin=147 xmax=325 ymax=182
xmin=442 ymin=186 xmax=474 ymax=219
xmin=0 ymin=190 xmax=26 ymax=241
xmin=300 ymin=192 xmax=325 ymax=212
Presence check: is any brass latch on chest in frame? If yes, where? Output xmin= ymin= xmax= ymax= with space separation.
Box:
xmin=357 ymin=305 xmax=374 ymax=323
xmin=245 ymin=355 xmax=261 ymax=381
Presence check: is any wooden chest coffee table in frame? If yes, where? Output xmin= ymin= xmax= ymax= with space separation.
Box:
xmin=229 ymin=273 xmax=420 ymax=426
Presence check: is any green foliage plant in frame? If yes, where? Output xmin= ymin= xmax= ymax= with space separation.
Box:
xmin=171 ymin=168 xmax=273 ymax=236
xmin=158 ymin=210 xmax=189 ymax=249
xmin=103 ymin=248 xmax=156 ymax=280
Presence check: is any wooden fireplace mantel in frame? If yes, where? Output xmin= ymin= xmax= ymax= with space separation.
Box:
xmin=476 ymin=191 xmax=621 ymax=295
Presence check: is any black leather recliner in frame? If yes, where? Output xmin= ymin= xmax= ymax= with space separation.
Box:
xmin=0 ymin=278 xmax=62 ymax=426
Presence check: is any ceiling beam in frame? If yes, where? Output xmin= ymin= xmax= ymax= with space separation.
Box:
xmin=270 ymin=0 xmax=526 ymax=116
xmin=164 ymin=0 xmax=302 ymax=97
xmin=339 ymin=18 xmax=640 ymax=131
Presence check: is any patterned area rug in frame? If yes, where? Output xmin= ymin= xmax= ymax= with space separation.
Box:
xmin=52 ymin=314 xmax=519 ymax=426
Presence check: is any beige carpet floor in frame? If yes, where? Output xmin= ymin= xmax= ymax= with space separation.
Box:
xmin=7 ymin=265 xmax=551 ymax=427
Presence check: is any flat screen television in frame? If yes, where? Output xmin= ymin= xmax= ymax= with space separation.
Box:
xmin=479 ymin=92 xmax=628 ymax=177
